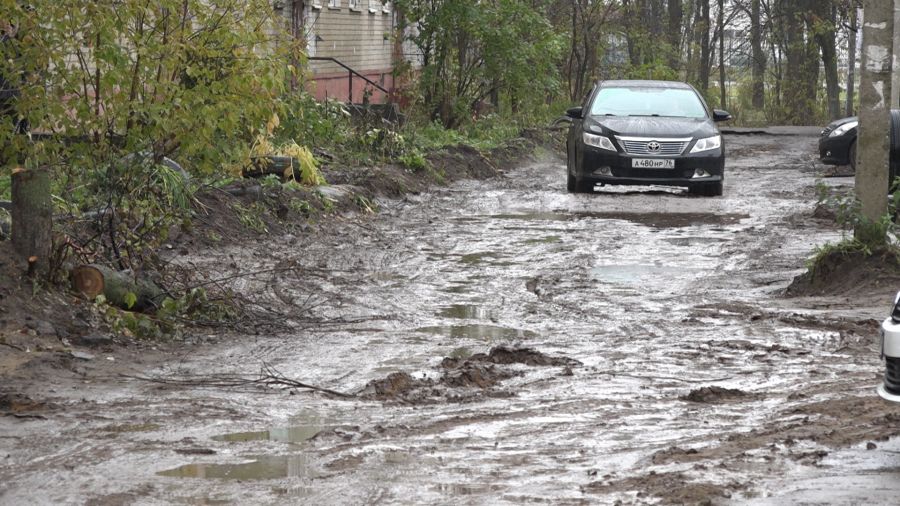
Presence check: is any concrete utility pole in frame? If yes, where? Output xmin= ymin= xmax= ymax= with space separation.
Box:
xmin=856 ymin=0 xmax=894 ymax=241
xmin=893 ymin=0 xmax=900 ymax=106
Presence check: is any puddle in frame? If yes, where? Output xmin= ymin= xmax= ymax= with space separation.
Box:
xmin=664 ymin=236 xmax=731 ymax=246
xmin=212 ymin=410 xmax=329 ymax=444
xmin=520 ymin=235 xmax=562 ymax=245
xmin=592 ymin=264 xmax=700 ymax=285
xmin=433 ymin=483 xmax=506 ymax=496
xmin=442 ymin=284 xmax=472 ymax=294
xmin=416 ymin=325 xmax=538 ymax=340
xmin=158 ymin=454 xmax=319 ymax=481
xmin=100 ymin=423 xmax=161 ymax=433
xmin=459 ymin=252 xmax=504 ymax=265
xmin=447 ymin=346 xmax=474 ymax=360
xmin=488 ymin=211 xmax=748 ymax=228
xmin=212 ymin=427 xmax=321 ymax=444
xmin=438 ymin=304 xmax=497 ymax=320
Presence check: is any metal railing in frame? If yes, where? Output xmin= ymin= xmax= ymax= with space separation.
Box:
xmin=308 ymin=56 xmax=389 ymax=101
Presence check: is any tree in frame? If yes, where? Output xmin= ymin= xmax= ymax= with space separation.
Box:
xmin=856 ymin=0 xmax=894 ymax=243
xmin=750 ymin=0 xmax=765 ymax=109
xmin=0 ymin=0 xmax=297 ymax=269
xmin=396 ymin=0 xmax=563 ymax=127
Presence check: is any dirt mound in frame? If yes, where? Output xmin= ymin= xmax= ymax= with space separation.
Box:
xmin=0 ymin=392 xmax=55 ymax=418
xmin=442 ymin=363 xmax=517 ymax=389
xmin=785 ymin=247 xmax=900 ymax=298
xmin=680 ymin=386 xmax=754 ymax=403
xmin=361 ymin=346 xmax=576 ymax=402
xmin=586 ymin=471 xmax=730 ymax=505
xmin=441 ymin=345 xmax=580 ymax=369
xmin=361 ymin=372 xmax=420 ymax=398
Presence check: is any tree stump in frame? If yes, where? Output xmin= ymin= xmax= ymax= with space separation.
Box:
xmin=10 ymin=167 xmax=52 ymax=276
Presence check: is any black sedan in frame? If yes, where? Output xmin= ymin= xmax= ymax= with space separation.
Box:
xmin=565 ymin=80 xmax=731 ymax=196
xmin=819 ymin=110 xmax=900 ymax=178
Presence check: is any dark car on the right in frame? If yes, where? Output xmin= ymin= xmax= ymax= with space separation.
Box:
xmin=820 ymin=110 xmax=900 ymax=179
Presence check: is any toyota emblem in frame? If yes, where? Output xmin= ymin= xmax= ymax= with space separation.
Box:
xmin=646 ymin=141 xmax=661 ymax=152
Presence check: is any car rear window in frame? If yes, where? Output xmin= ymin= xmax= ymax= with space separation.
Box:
xmin=590 ymin=87 xmax=708 ymax=118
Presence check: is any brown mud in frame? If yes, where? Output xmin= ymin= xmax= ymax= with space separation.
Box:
xmin=4 ymin=130 xmax=900 ymax=505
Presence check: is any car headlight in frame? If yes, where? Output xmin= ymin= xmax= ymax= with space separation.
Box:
xmin=829 ymin=120 xmax=858 ymax=138
xmin=583 ymin=132 xmax=616 ymax=152
xmin=690 ymin=135 xmax=722 ymax=153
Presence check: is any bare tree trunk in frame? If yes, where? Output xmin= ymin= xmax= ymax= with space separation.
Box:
xmin=750 ymin=0 xmax=765 ymax=109
xmin=856 ymin=0 xmax=894 ymax=241
xmin=718 ymin=0 xmax=726 ymax=108
xmin=667 ymin=0 xmax=683 ymax=71
xmin=698 ymin=0 xmax=711 ymax=93
xmin=847 ymin=5 xmax=858 ymax=116
xmin=815 ymin=2 xmax=840 ymax=120
xmin=782 ymin=0 xmax=813 ymax=123
xmin=10 ymin=167 xmax=52 ymax=276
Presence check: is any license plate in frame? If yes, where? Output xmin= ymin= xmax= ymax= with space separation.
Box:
xmin=632 ymin=158 xmax=675 ymax=169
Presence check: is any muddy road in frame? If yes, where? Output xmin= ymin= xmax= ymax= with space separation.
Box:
xmin=4 ymin=131 xmax=900 ymax=505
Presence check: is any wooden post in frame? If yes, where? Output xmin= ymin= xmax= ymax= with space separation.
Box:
xmin=10 ymin=167 xmax=52 ymax=275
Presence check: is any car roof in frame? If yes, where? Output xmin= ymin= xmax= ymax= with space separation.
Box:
xmin=597 ymin=80 xmax=693 ymax=90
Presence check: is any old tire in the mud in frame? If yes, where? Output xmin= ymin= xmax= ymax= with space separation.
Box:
xmin=690 ymin=181 xmax=723 ymax=197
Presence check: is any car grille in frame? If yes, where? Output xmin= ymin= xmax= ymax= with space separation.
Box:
xmin=618 ymin=139 xmax=689 ymax=156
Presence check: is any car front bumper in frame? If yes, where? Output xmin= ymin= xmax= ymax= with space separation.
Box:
xmin=574 ymin=146 xmax=724 ymax=187
xmin=818 ymin=133 xmax=854 ymax=165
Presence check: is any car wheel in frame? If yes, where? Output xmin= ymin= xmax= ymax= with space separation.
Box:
xmin=849 ymin=140 xmax=857 ymax=171
xmin=575 ymin=179 xmax=594 ymax=193
xmin=690 ymin=181 xmax=723 ymax=197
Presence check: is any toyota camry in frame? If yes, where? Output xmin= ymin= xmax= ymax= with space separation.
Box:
xmin=565 ymin=80 xmax=731 ymax=196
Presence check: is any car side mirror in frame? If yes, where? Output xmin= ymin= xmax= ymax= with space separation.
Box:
xmin=566 ymin=106 xmax=584 ymax=119
xmin=713 ymin=109 xmax=732 ymax=122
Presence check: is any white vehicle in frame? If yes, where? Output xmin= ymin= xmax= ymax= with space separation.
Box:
xmin=878 ymin=291 xmax=900 ymax=402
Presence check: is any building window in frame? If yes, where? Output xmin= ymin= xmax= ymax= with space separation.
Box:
xmin=368 ymin=0 xmax=378 ymax=13
xmin=311 ymin=0 xmax=322 ymax=9
xmin=349 ymin=0 xmax=361 ymax=10
xmin=382 ymin=0 xmax=390 ymax=13
xmin=328 ymin=0 xmax=340 ymax=9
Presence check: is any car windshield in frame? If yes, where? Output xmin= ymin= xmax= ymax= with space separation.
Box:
xmin=589 ymin=87 xmax=708 ymax=118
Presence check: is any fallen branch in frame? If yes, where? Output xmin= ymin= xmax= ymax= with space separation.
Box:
xmin=122 ymin=362 xmax=354 ymax=398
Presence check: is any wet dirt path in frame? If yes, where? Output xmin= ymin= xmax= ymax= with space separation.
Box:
xmin=4 ymin=132 xmax=900 ymax=505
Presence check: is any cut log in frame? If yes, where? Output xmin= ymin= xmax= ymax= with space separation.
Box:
xmin=11 ymin=167 xmax=53 ymax=275
xmin=71 ymin=264 xmax=165 ymax=311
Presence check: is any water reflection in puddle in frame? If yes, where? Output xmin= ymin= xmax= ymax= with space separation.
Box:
xmin=159 ymin=454 xmax=319 ymax=480
xmin=592 ymin=264 xmax=699 ymax=285
xmin=438 ymin=304 xmax=496 ymax=320
xmin=487 ymin=211 xmax=747 ymax=228
xmin=416 ymin=325 xmax=538 ymax=340
xmin=211 ymin=410 xmax=329 ymax=444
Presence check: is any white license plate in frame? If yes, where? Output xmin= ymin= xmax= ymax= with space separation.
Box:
xmin=632 ymin=158 xmax=675 ymax=169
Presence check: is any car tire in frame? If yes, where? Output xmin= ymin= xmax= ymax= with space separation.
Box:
xmin=566 ymin=165 xmax=593 ymax=194
xmin=691 ymin=181 xmax=723 ymax=197
xmin=849 ymin=140 xmax=857 ymax=171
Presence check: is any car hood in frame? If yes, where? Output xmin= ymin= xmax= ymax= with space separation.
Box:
xmin=825 ymin=116 xmax=858 ymax=130
xmin=585 ymin=115 xmax=717 ymax=139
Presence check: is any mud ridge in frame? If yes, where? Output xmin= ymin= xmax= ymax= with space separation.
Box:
xmin=359 ymin=346 xmax=577 ymax=402
xmin=680 ymin=386 xmax=757 ymax=403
